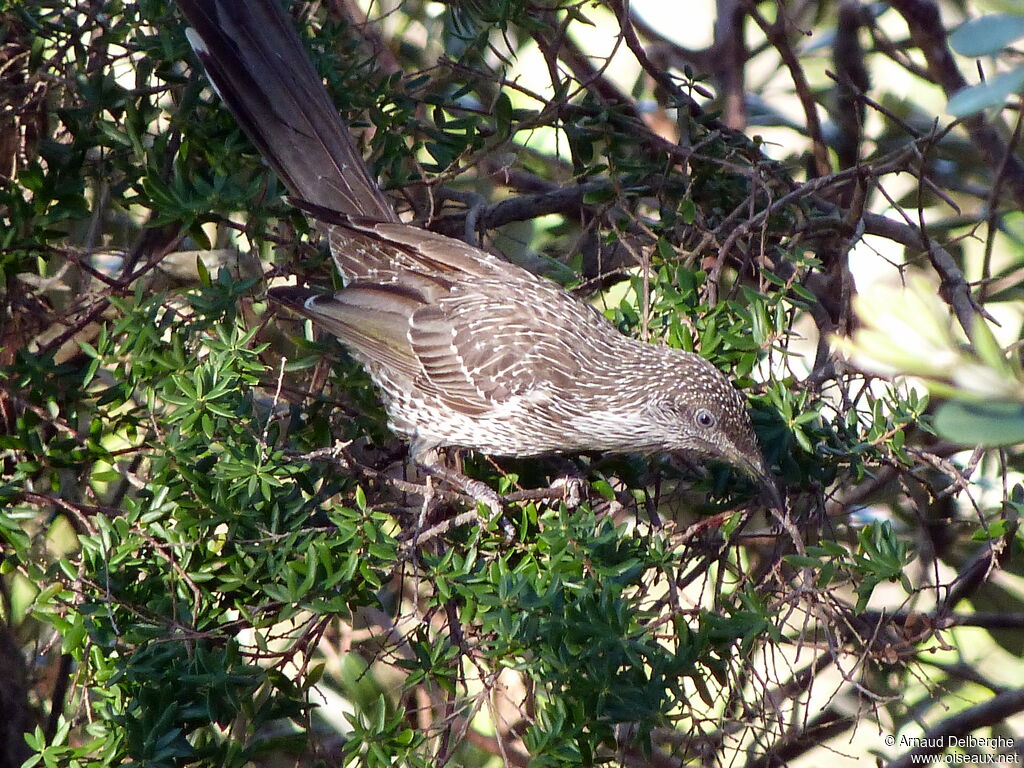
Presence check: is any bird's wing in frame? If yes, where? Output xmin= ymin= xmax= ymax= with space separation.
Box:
xmin=268 ymin=284 xmax=424 ymax=383
xmin=273 ymin=275 xmax=616 ymax=417
xmin=294 ymin=198 xmax=520 ymax=284
xmin=406 ymin=278 xmax=599 ymax=414
xmin=279 ymin=201 xmax=619 ymax=415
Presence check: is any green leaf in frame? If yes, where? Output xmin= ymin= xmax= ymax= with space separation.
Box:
xmin=494 ymin=92 xmax=512 ymax=136
xmin=971 ymin=315 xmax=1012 ymax=375
xmin=971 ymin=519 xmax=1011 ymax=541
xmin=784 ymin=555 xmax=826 ymax=568
xmin=933 ymin=399 xmax=1024 ymax=446
xmin=582 ymin=186 xmax=614 ymax=204
xmin=679 ymin=198 xmax=696 ymax=225
xmin=195 ymin=253 xmax=212 ymax=287
xmin=950 ymin=14 xmax=1024 ymax=57
xmin=947 ymin=65 xmax=1024 ymax=117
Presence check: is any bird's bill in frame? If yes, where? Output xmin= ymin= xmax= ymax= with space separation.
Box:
xmin=726 ymin=449 xmax=784 ymax=511
xmin=757 ymin=472 xmax=785 ymax=511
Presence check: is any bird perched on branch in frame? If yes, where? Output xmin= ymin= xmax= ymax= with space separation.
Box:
xmin=175 ymin=0 xmax=778 ymax=514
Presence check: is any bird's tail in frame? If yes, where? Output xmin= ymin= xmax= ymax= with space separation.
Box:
xmin=176 ymin=0 xmax=396 ymax=223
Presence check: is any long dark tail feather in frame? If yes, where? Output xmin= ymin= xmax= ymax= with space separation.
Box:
xmin=176 ymin=0 xmax=396 ymax=222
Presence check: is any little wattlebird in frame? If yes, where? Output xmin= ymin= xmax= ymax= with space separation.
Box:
xmin=175 ymin=0 xmax=781 ymax=518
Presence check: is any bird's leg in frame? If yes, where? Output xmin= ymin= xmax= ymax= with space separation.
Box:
xmin=646 ymin=471 xmax=664 ymax=530
xmin=409 ymin=440 xmax=508 ymax=531
xmin=412 ymin=473 xmax=436 ymax=548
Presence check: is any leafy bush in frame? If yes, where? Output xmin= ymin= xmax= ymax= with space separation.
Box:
xmin=3 ymin=1 xmax=1024 ymax=766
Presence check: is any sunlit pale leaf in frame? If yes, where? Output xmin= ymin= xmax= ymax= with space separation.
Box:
xmin=948 ymin=66 xmax=1024 ymax=117
xmin=950 ymin=14 xmax=1024 ymax=57
xmin=933 ymin=400 xmax=1024 ymax=446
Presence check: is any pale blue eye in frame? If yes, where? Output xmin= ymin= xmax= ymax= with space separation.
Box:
xmin=696 ymin=409 xmax=716 ymax=429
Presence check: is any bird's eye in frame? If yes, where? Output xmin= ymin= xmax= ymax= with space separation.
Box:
xmin=695 ymin=408 xmax=716 ymax=429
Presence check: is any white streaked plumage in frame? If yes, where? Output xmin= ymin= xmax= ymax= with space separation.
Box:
xmin=177 ymin=0 xmax=770 ymax=484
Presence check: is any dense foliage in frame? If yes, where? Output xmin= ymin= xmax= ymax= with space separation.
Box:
xmin=2 ymin=1 xmax=1023 ymax=766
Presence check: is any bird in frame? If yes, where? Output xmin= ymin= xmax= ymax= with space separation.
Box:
xmin=175 ymin=0 xmax=778 ymax=512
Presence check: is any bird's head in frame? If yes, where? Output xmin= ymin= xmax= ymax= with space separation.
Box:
xmin=642 ymin=350 xmax=779 ymax=505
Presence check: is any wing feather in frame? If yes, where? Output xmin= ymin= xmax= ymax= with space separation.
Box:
xmin=269 ymin=284 xmax=423 ymax=382
xmin=408 ymin=278 xmax=595 ymax=413
xmin=279 ymin=201 xmax=623 ymax=419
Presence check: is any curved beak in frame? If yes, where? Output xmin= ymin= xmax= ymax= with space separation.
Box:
xmin=729 ymin=449 xmax=784 ymax=512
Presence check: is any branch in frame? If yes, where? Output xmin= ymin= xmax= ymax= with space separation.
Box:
xmin=607 ymin=0 xmax=703 ymax=116
xmin=744 ymin=708 xmax=857 ymax=768
xmin=861 ymin=212 xmax=981 ymax=334
xmin=887 ymin=0 xmax=1024 ymax=206
xmin=747 ymin=4 xmax=831 ymax=176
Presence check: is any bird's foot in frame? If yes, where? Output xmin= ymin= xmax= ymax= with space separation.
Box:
xmin=543 ymin=475 xmax=581 ymax=508
xmin=551 ymin=462 xmax=587 ymax=508
xmin=458 ymin=476 xmax=502 ymax=518
xmin=461 ymin=478 xmax=515 ymax=539
xmin=416 ymin=462 xmax=513 ymax=537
